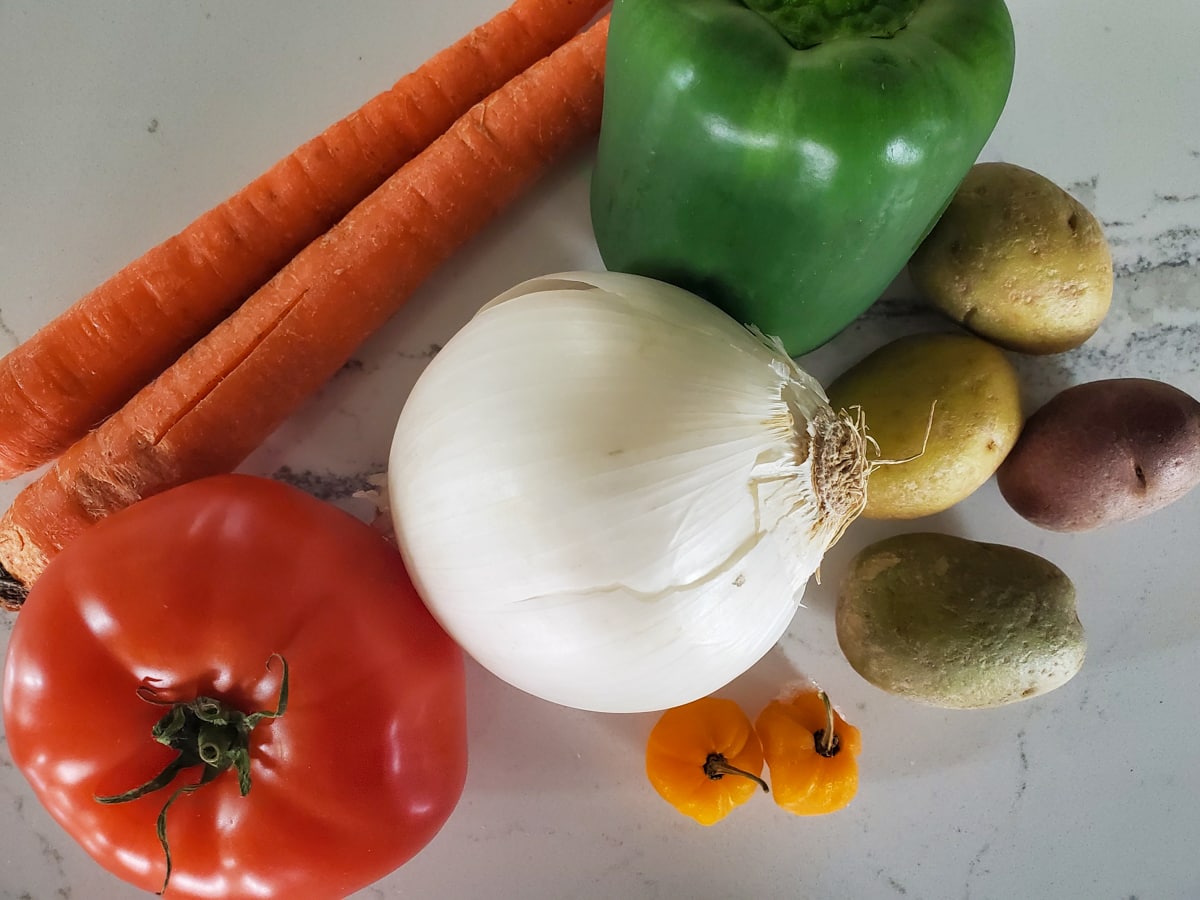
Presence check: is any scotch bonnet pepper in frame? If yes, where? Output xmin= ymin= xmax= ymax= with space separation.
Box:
xmin=590 ymin=0 xmax=1016 ymax=355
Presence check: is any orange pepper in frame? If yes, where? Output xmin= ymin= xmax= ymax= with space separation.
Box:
xmin=645 ymin=697 xmax=768 ymax=825
xmin=755 ymin=688 xmax=861 ymax=816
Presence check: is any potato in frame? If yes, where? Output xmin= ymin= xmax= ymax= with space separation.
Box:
xmin=836 ymin=532 xmax=1085 ymax=709
xmin=997 ymin=378 xmax=1200 ymax=531
xmin=908 ymin=162 xmax=1113 ymax=355
xmin=826 ymin=332 xmax=1022 ymax=519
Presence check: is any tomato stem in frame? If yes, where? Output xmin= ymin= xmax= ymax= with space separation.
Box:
xmin=813 ymin=690 xmax=841 ymax=758
xmin=94 ymin=654 xmax=288 ymax=894
xmin=703 ymin=753 xmax=769 ymax=793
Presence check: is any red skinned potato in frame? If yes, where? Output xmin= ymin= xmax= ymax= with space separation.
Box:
xmin=997 ymin=378 xmax=1200 ymax=531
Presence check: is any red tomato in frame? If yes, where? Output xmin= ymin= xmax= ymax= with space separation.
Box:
xmin=2 ymin=474 xmax=468 ymax=899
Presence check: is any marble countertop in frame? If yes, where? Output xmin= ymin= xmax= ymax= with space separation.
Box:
xmin=2 ymin=2 xmax=1197 ymax=898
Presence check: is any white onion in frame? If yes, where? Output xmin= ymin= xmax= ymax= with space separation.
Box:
xmin=388 ymin=271 xmax=870 ymax=713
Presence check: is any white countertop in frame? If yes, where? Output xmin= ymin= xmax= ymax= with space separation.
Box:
xmin=2 ymin=2 xmax=1198 ymax=898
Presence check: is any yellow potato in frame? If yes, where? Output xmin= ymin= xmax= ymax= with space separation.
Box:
xmin=826 ymin=332 xmax=1022 ymax=519
xmin=908 ymin=162 xmax=1113 ymax=355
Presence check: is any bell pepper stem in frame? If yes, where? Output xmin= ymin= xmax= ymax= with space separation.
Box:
xmin=94 ymin=654 xmax=288 ymax=894
xmin=739 ymin=0 xmax=922 ymax=50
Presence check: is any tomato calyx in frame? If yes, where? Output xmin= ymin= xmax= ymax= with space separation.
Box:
xmin=702 ymin=752 xmax=770 ymax=794
xmin=812 ymin=690 xmax=842 ymax=758
xmin=95 ymin=654 xmax=289 ymax=895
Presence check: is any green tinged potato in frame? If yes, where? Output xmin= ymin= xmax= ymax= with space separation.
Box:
xmin=826 ymin=333 xmax=1022 ymax=519
xmin=837 ymin=533 xmax=1085 ymax=709
xmin=908 ymin=162 xmax=1113 ymax=355
xmin=997 ymin=378 xmax=1200 ymax=531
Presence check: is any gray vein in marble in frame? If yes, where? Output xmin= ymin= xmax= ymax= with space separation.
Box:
xmin=0 ymin=310 xmax=16 ymax=353
xmin=1109 ymin=226 xmax=1200 ymax=276
xmin=1065 ymin=175 xmax=1100 ymax=212
xmin=856 ymin=295 xmax=941 ymax=322
xmin=960 ymin=728 xmax=1032 ymax=900
xmin=394 ymin=342 xmax=443 ymax=360
xmin=1063 ymin=172 xmax=1200 ymax=273
xmin=1156 ymin=191 xmax=1200 ymax=204
xmin=3 ymin=796 xmax=72 ymax=899
xmin=336 ymin=343 xmax=439 ymax=380
xmin=876 ymin=871 xmax=910 ymax=895
xmin=1013 ymin=729 xmax=1029 ymax=806
xmin=963 ymin=840 xmax=992 ymax=900
xmin=269 ymin=465 xmax=384 ymax=503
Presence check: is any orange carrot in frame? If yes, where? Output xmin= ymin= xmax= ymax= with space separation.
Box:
xmin=0 ymin=0 xmax=608 ymax=480
xmin=0 ymin=15 xmax=610 ymax=606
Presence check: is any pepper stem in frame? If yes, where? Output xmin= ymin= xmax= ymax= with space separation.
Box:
xmin=703 ymin=753 xmax=770 ymax=793
xmin=95 ymin=654 xmax=289 ymax=894
xmin=740 ymin=0 xmax=922 ymax=51
xmin=813 ymin=690 xmax=841 ymax=757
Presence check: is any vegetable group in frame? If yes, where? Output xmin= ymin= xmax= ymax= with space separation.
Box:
xmin=2 ymin=475 xmax=468 ymax=899
xmin=590 ymin=0 xmax=1016 ymax=354
xmin=389 ymin=271 xmax=872 ymax=713
xmin=645 ymin=690 xmax=861 ymax=823
xmin=0 ymin=16 xmax=610 ymax=598
xmin=0 ymin=1 xmax=1194 ymax=891
xmin=0 ymin=0 xmax=609 ymax=480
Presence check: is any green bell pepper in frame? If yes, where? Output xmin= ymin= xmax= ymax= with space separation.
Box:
xmin=590 ymin=0 xmax=1016 ymax=355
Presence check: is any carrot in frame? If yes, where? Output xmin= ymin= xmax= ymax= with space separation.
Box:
xmin=0 ymin=0 xmax=609 ymax=481
xmin=0 ymin=15 xmax=611 ymax=606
